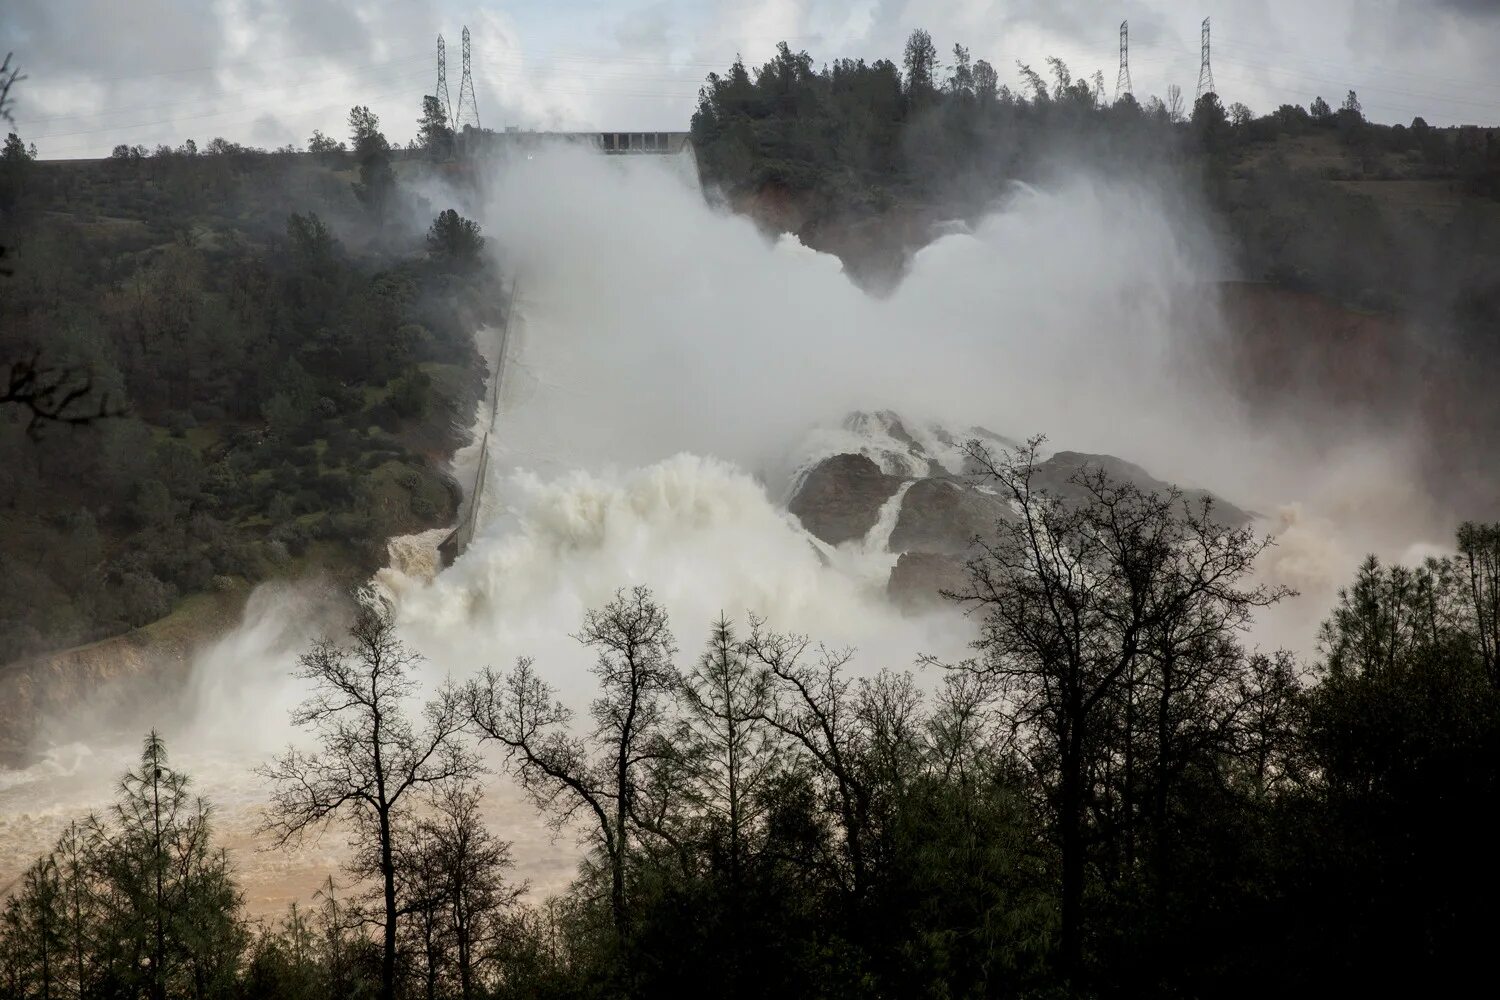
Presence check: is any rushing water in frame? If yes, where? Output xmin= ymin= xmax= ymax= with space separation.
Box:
xmin=0 ymin=148 xmax=1446 ymax=907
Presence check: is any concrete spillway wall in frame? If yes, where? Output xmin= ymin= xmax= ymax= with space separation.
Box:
xmin=438 ymin=280 xmax=516 ymax=567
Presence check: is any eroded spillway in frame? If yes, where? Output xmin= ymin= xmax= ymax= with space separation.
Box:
xmin=0 ymin=148 xmax=1445 ymax=908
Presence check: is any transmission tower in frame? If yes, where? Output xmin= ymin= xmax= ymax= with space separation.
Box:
xmin=1197 ymin=17 xmax=1216 ymax=98
xmin=455 ymin=25 xmax=481 ymax=131
xmin=1115 ymin=20 xmax=1132 ymax=100
xmin=435 ymin=35 xmax=453 ymax=126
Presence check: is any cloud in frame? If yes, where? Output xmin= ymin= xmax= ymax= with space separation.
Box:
xmin=5 ymin=0 xmax=1500 ymax=158
xmin=1435 ymin=0 xmax=1500 ymax=16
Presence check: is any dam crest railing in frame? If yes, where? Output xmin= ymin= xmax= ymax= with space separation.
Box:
xmin=438 ymin=278 xmax=516 ymax=567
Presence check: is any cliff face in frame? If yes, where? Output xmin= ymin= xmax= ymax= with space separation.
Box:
xmin=0 ymin=590 xmax=245 ymax=766
xmin=787 ymin=412 xmax=1252 ymax=611
xmin=729 ymin=186 xmax=942 ymax=292
xmin=1214 ymin=282 xmax=1414 ymax=420
xmin=1213 ymin=281 xmax=1496 ymax=517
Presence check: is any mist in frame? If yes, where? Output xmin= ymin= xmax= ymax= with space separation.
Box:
xmin=0 ymin=141 xmax=1450 ymax=908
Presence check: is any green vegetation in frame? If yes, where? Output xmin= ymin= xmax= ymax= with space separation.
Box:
xmin=0 ymin=106 xmax=500 ymax=661
xmin=5 ymin=444 xmax=1499 ymax=997
xmin=3 ymin=31 xmax=1500 ymax=999
xmin=691 ymin=34 xmax=1500 ymax=315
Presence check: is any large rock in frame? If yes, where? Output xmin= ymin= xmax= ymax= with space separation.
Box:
xmin=888 ymin=479 xmax=1012 ymax=554
xmin=1033 ymin=452 xmax=1251 ymax=523
xmin=888 ymin=551 xmax=971 ymax=611
xmin=788 ymin=453 xmax=904 ymax=546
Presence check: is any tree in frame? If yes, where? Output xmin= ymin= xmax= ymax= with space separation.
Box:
xmin=0 ymin=52 xmax=21 ymax=124
xmin=2 ymin=354 xmax=120 ymax=436
xmin=946 ymin=44 xmax=974 ymax=97
xmin=679 ymin=615 xmax=779 ymax=881
xmin=1165 ymin=84 xmax=1186 ymax=123
xmin=426 ymin=209 xmax=485 ymax=270
xmin=1 ymin=856 xmax=63 ymax=1000
xmin=413 ymin=782 xmax=523 ymax=1000
xmin=973 ymin=59 xmax=999 ymax=103
xmin=88 ymin=732 xmax=243 ymax=1000
xmin=902 ymin=29 xmax=939 ymax=103
xmin=0 ymin=52 xmax=21 ymax=280
xmin=348 ymin=106 xmax=395 ymax=211
xmin=261 ymin=592 xmax=478 ymax=1000
xmin=467 ymin=586 xmax=682 ymax=938
xmin=1192 ymin=92 xmax=1229 ymax=142
xmin=307 ymin=129 xmax=345 ymax=161
xmin=744 ymin=624 xmax=874 ymax=912
xmin=1457 ymin=522 xmax=1500 ymax=683
xmin=287 ymin=212 xmax=336 ymax=264
xmin=2 ymin=131 xmax=34 ymax=181
xmin=1300 ymin=542 xmax=1500 ymax=991
xmin=949 ymin=438 xmax=1285 ymax=985
xmin=418 ymin=95 xmax=454 ymax=159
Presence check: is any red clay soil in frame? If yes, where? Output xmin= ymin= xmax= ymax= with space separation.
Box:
xmin=1213 ymin=282 xmax=1416 ymax=416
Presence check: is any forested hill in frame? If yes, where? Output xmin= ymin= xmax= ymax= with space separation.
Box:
xmin=689 ymin=34 xmax=1500 ymax=515
xmin=690 ymin=36 xmax=1500 ymax=316
xmin=0 ymin=109 xmax=499 ymax=662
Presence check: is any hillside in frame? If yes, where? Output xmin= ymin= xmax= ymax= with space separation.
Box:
xmin=0 ymin=128 xmax=501 ymax=666
xmin=691 ymin=51 xmax=1500 ymax=520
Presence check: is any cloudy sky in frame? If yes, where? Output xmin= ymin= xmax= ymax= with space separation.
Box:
xmin=5 ymin=0 xmax=1499 ymax=158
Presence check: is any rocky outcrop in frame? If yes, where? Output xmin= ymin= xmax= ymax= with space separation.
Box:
xmin=1034 ymin=452 xmax=1252 ymax=524
xmin=888 ymin=552 xmax=971 ymax=611
xmin=787 ymin=414 xmax=1254 ymax=613
xmin=787 ymin=453 xmax=904 ymax=545
xmin=0 ymin=589 xmax=247 ymax=766
xmin=888 ymin=479 xmax=1012 ymax=554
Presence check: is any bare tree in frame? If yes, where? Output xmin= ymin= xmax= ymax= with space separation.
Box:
xmin=467 ymin=586 xmax=680 ymax=937
xmin=948 ymin=437 xmax=1285 ymax=984
xmin=260 ymin=592 xmax=477 ymax=1000
xmin=1166 ymin=84 xmax=1186 ymax=123
xmin=408 ymin=781 xmax=523 ymax=1000
xmin=0 ymin=53 xmax=21 ymax=126
xmin=1 ymin=355 xmax=121 ymax=436
xmin=1 ymin=53 xmax=120 ymax=430
xmin=0 ymin=52 xmax=20 ymax=284
xmin=744 ymin=624 xmax=872 ymax=906
xmin=1457 ymin=522 xmax=1500 ymax=684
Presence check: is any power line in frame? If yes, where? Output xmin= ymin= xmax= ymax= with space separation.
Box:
xmin=1197 ymin=17 xmax=1215 ymax=99
xmin=455 ymin=26 xmax=480 ymax=130
xmin=436 ymin=35 xmax=453 ymax=125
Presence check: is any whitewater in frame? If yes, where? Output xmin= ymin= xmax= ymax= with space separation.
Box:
xmin=0 ymin=147 xmax=1447 ymax=908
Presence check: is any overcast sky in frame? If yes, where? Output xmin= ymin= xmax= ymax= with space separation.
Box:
xmin=6 ymin=0 xmax=1500 ymax=159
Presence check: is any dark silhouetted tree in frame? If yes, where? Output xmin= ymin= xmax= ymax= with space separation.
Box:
xmin=426 ymin=209 xmax=485 ymax=270
xmin=262 ymin=592 xmax=477 ymax=1000
xmin=903 ymin=29 xmax=939 ymax=103
xmin=468 ymin=586 xmax=681 ymax=939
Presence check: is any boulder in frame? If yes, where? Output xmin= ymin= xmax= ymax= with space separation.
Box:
xmin=788 ymin=453 xmax=904 ymax=546
xmin=888 ymin=551 xmax=971 ymax=611
xmin=888 ymin=479 xmax=1012 ymax=554
xmin=1034 ymin=452 xmax=1251 ymax=523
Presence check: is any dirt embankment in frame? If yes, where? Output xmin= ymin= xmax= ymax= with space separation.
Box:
xmin=735 ymin=183 xmax=1489 ymax=513
xmin=729 ymin=186 xmax=943 ymax=292
xmin=1213 ymin=281 xmax=1495 ymax=516
xmin=1214 ymin=282 xmax=1415 ymax=420
xmin=0 ymin=589 xmax=248 ymax=766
